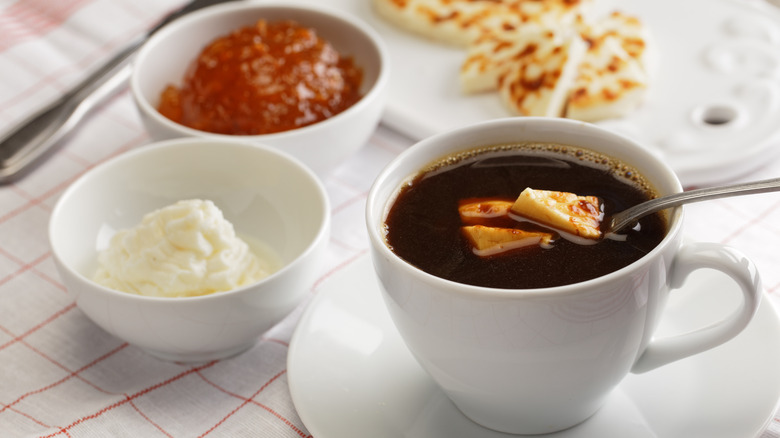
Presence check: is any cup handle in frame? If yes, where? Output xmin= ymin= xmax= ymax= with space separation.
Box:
xmin=631 ymin=242 xmax=762 ymax=374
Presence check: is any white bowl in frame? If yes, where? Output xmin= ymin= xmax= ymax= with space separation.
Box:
xmin=49 ymin=138 xmax=330 ymax=362
xmin=131 ymin=2 xmax=389 ymax=177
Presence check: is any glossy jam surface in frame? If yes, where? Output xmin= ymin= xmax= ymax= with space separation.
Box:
xmin=157 ymin=20 xmax=363 ymax=135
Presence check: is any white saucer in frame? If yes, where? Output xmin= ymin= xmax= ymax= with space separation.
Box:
xmin=288 ymin=255 xmax=780 ymax=438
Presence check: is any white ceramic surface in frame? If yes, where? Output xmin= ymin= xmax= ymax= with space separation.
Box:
xmin=364 ymin=117 xmax=762 ymax=434
xmin=290 ymin=0 xmax=780 ymax=186
xmin=288 ymin=255 xmax=780 ymax=438
xmin=49 ymin=138 xmax=330 ymax=362
xmin=131 ymin=2 xmax=389 ymax=177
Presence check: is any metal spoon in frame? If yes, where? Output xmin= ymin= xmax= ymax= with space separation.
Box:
xmin=606 ymin=177 xmax=780 ymax=234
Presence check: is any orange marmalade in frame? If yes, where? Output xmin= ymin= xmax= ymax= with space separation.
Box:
xmin=157 ymin=20 xmax=363 ymax=135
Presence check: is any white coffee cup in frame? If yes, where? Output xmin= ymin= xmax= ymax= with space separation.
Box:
xmin=365 ymin=117 xmax=761 ymax=435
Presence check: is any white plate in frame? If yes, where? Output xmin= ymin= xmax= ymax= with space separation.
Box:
xmin=288 ymin=255 xmax=780 ymax=438
xmin=291 ymin=0 xmax=780 ymax=186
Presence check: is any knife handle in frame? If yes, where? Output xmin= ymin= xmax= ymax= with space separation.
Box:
xmin=0 ymin=40 xmax=140 ymax=183
xmin=0 ymin=0 xmax=236 ymax=184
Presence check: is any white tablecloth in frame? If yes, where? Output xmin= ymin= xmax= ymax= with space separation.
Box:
xmin=2 ymin=1 xmax=780 ymax=436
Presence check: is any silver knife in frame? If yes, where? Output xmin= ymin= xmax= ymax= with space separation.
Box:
xmin=0 ymin=0 xmax=241 ymax=184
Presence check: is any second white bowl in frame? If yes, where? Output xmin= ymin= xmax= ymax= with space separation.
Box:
xmin=131 ymin=2 xmax=389 ymax=177
xmin=49 ymin=138 xmax=330 ymax=362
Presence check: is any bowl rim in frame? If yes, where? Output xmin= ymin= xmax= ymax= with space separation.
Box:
xmin=130 ymin=0 xmax=390 ymax=140
xmin=49 ymin=137 xmax=331 ymax=303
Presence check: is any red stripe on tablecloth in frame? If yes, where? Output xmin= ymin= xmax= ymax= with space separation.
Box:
xmin=2 ymin=316 xmax=130 ymax=422
xmin=196 ymin=369 xmax=310 ymax=438
xmin=311 ymin=249 xmax=368 ymax=294
xmin=56 ymin=145 xmax=93 ymax=168
xmin=0 ymin=1 xmax=170 ymax=124
xmin=38 ymin=360 xmax=219 ymax=438
xmin=372 ymin=127 xmax=410 ymax=155
xmin=0 ymin=0 xmax=94 ymax=52
xmin=128 ymin=399 xmax=174 ymax=438
xmin=0 ymin=343 xmax=128 ymax=414
xmin=0 ymin=248 xmax=65 ymax=293
xmin=0 ymin=127 xmax=148 ymax=248
xmin=34 ymin=267 xmax=69 ymax=293
xmin=715 ymin=199 xmax=780 ymax=296
xmin=330 ymin=238 xmax=362 ymax=252
xmin=0 ymin=130 xmax=147 ymax=297
xmin=0 ymin=402 xmax=55 ymax=429
xmin=12 ymin=335 xmax=120 ymax=397
xmin=332 ymin=191 xmax=368 ymax=216
xmin=3 ymin=183 xmax=51 ymax=219
xmin=0 ymin=302 xmax=76 ymax=351
xmin=0 ymin=27 xmax=140 ymax=116
xmin=719 ymin=199 xmax=780 ymax=245
xmin=197 ymin=369 xmax=287 ymax=437
xmin=0 ymin=250 xmax=51 ymax=288
xmin=260 ymin=336 xmax=290 ymax=348
xmin=254 ymin=403 xmax=312 ymax=438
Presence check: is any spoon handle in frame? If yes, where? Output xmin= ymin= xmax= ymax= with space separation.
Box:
xmin=608 ymin=177 xmax=780 ymax=233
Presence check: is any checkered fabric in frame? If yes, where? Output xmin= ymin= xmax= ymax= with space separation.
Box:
xmin=1 ymin=0 xmax=780 ymax=436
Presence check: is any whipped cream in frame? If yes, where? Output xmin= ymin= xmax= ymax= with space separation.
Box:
xmin=94 ymin=199 xmax=277 ymax=297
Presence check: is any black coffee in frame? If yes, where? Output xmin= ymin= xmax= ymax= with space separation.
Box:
xmin=384 ymin=143 xmax=667 ymax=289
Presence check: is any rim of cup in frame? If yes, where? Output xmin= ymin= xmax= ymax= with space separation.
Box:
xmin=366 ymin=117 xmax=685 ymax=298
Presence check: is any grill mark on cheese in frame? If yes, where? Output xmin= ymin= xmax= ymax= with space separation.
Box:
xmin=493 ymin=40 xmax=513 ymax=53
xmin=373 ymin=0 xmax=651 ymax=121
xmin=566 ymin=10 xmax=650 ymax=121
xmin=374 ymin=0 xmax=591 ymax=47
xmin=518 ymin=42 xmax=537 ymax=57
xmin=497 ymin=31 xmax=587 ymax=117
